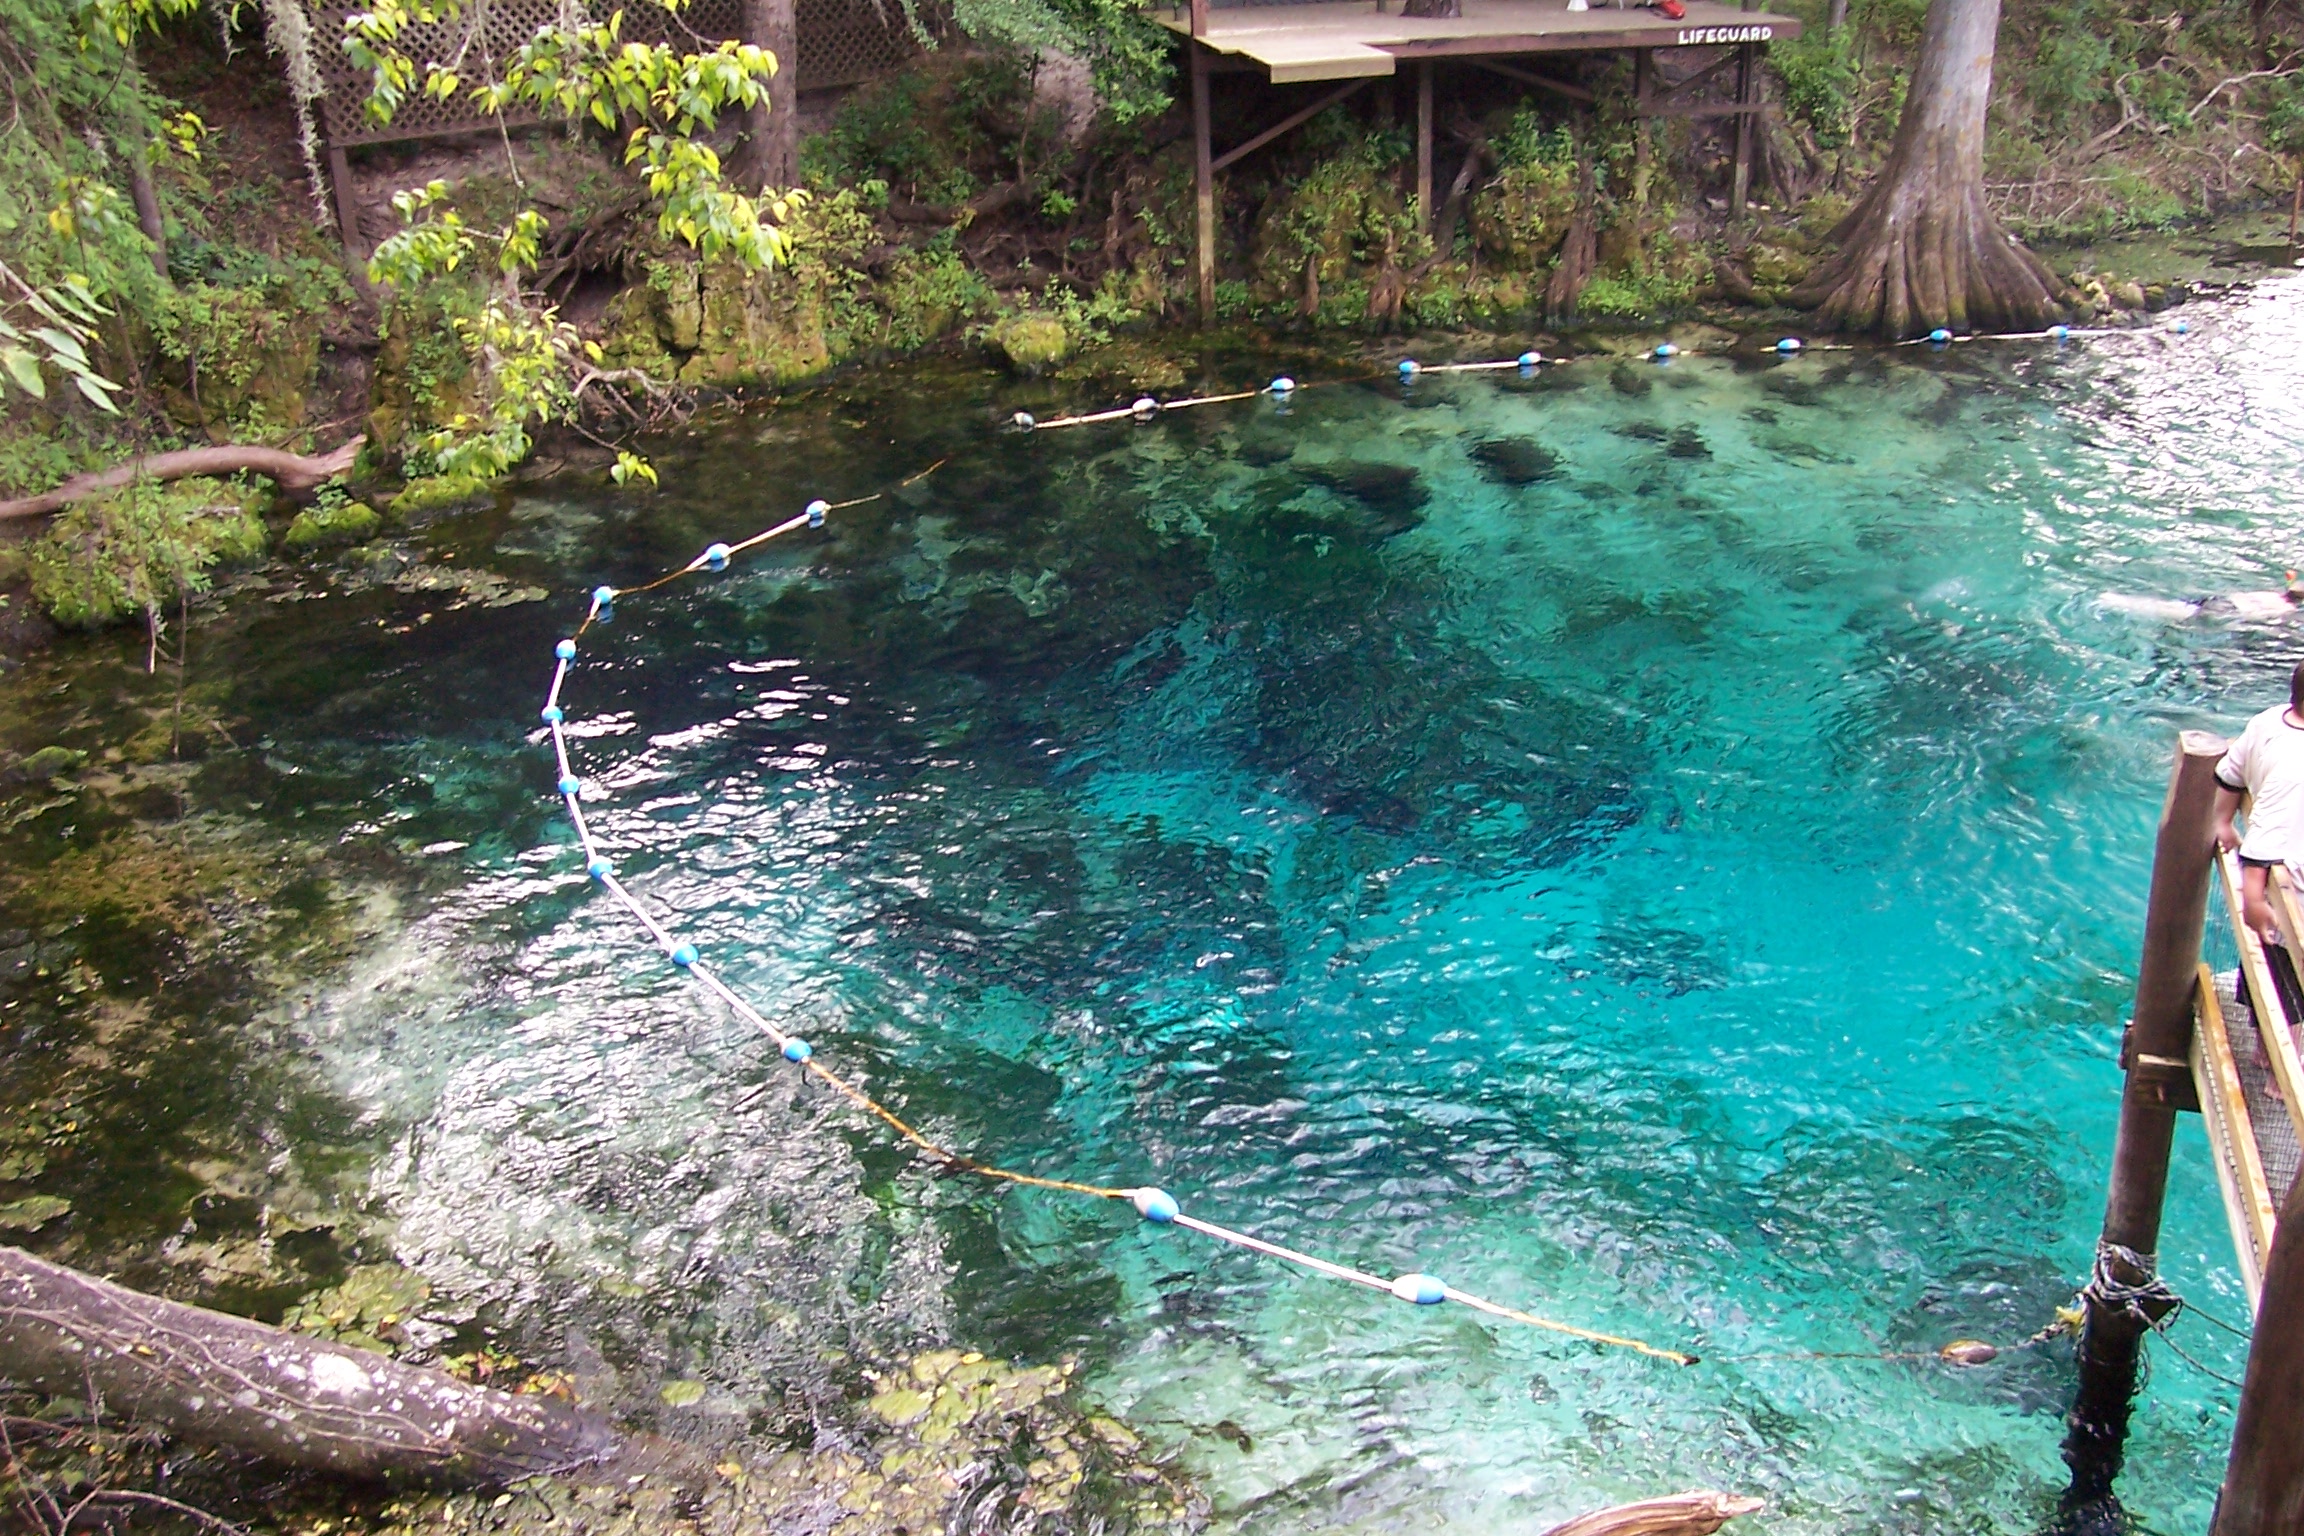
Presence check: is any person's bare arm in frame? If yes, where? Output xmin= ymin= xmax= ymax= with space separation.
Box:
xmin=2243 ymin=861 xmax=2282 ymax=948
xmin=2217 ymin=785 xmax=2245 ymax=853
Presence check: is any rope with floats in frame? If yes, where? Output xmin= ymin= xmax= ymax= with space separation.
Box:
xmin=539 ymin=315 xmax=2194 ymax=1374
xmin=1012 ymin=319 xmax=2192 ymax=431
xmin=538 ymin=464 xmax=1697 ymax=1368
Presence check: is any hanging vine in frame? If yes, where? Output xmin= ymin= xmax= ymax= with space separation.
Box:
xmin=258 ymin=0 xmax=332 ymax=221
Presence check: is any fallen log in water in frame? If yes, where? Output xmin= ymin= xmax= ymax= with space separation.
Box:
xmin=0 ymin=437 xmax=365 ymax=521
xmin=0 ymin=1246 xmax=620 ymax=1484
xmin=1540 ymin=1490 xmax=1766 ymax=1536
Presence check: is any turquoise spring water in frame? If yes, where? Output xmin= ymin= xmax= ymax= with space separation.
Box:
xmin=74 ymin=284 xmax=2304 ymax=1530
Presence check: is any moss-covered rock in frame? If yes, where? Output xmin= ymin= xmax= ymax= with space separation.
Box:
xmin=157 ymin=280 xmax=327 ymax=439
xmin=388 ymin=474 xmax=497 ymax=521
xmin=19 ymin=745 xmax=87 ymax=781
xmin=990 ymin=313 xmax=1070 ymax=373
xmin=27 ymin=480 xmax=266 ymax=628
xmin=1248 ymin=136 xmax=1411 ymax=305
xmin=368 ymin=281 xmax=487 ymax=456
xmin=284 ymin=500 xmax=382 ymax=550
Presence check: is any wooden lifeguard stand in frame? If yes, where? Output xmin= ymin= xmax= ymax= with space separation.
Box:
xmin=2080 ymin=733 xmax=2304 ymax=1532
xmin=1160 ymin=0 xmax=1803 ymax=319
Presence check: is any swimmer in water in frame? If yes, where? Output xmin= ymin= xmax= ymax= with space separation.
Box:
xmin=2096 ymin=571 xmax=2304 ymax=623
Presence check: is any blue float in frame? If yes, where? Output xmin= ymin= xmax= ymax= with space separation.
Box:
xmin=704 ymin=542 xmax=732 ymax=572
xmin=2175 ymin=319 xmax=2190 ymax=334
xmin=1398 ymin=359 xmax=1420 ymax=379
xmin=557 ymin=775 xmax=581 ymax=797
xmin=555 ymin=638 xmax=577 ymax=661
xmin=1132 ymin=396 xmax=1160 ymax=418
xmin=1775 ymin=338 xmax=1802 ymax=354
xmin=1269 ymin=376 xmax=1296 ymax=395
xmin=1390 ymin=1273 xmax=1447 ymax=1305
xmin=1652 ymin=343 xmax=1677 ymax=360
xmin=671 ymin=943 xmax=698 ymax=968
xmin=2049 ymin=324 xmax=2070 ymax=341
xmin=1012 ymin=410 xmax=1036 ymax=430
xmin=806 ymin=498 xmax=829 ymax=528
xmin=587 ymin=857 xmax=612 ymax=881
xmin=782 ymin=1038 xmax=813 ymax=1062
xmin=1518 ymin=351 xmax=1540 ymax=370
xmin=1929 ymin=328 xmax=1952 ymax=344
xmin=541 ymin=704 xmax=564 ymax=724
xmin=591 ymin=585 xmax=617 ymax=610
xmin=1132 ymin=1187 xmax=1180 ymax=1223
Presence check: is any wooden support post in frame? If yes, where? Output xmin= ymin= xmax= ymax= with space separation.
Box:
xmin=1633 ymin=50 xmax=1653 ymax=210
xmin=1416 ymin=61 xmax=1434 ymax=237
xmin=2215 ymin=1173 xmax=2304 ymax=1535
xmin=2060 ymin=730 xmax=2228 ymax=1523
xmin=1189 ymin=0 xmax=1206 ymax=37
xmin=1191 ymin=41 xmax=1215 ymax=325
xmin=1729 ymin=43 xmax=1756 ymax=215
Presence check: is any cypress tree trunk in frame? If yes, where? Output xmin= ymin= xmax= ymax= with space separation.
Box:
xmin=740 ymin=0 xmax=801 ymax=189
xmin=1791 ymin=0 xmax=2063 ymax=335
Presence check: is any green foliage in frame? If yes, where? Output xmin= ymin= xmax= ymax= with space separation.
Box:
xmin=2025 ymin=0 xmax=2115 ymax=128
xmin=2265 ymin=76 xmax=2304 ymax=158
xmin=1773 ymin=30 xmax=1860 ymax=147
xmin=1249 ymin=118 xmax=1415 ymax=298
xmin=923 ymin=0 xmax=1172 ymax=122
xmin=28 ymin=479 xmax=264 ymax=629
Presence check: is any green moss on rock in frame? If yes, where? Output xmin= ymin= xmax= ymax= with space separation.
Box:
xmin=990 ymin=313 xmax=1070 ymax=373
xmin=28 ymin=480 xmax=266 ymax=628
xmin=284 ymin=500 xmax=381 ymax=550
xmin=388 ymin=475 xmax=497 ymax=521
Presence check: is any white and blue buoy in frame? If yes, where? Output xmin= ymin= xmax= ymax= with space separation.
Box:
xmin=2174 ymin=319 xmax=2190 ymax=334
xmin=1011 ymin=409 xmax=1036 ymax=430
xmin=1390 ymin=1273 xmax=1447 ymax=1305
xmin=703 ymin=541 xmax=732 ymax=572
xmin=1775 ymin=337 xmax=1802 ymax=354
xmin=1518 ymin=350 xmax=1540 ymax=371
xmin=1132 ymin=395 xmax=1161 ymax=419
xmin=1131 ymin=1187 xmax=1180 ymax=1223
xmin=1928 ymin=327 xmax=1952 ymax=345
xmin=782 ymin=1038 xmax=813 ymax=1063
xmin=2049 ymin=324 xmax=2070 ymax=342
xmin=671 ymin=943 xmax=698 ymax=968
xmin=540 ymin=704 xmax=564 ymax=724
xmin=1268 ymin=375 xmax=1296 ymax=396
xmin=591 ymin=584 xmax=617 ymax=619
xmin=1652 ymin=342 xmax=1678 ymax=360
xmin=586 ymin=856 xmax=612 ymax=881
xmin=555 ymin=638 xmax=577 ymax=661
xmin=806 ymin=498 xmax=829 ymax=529
xmin=557 ymin=774 xmax=581 ymax=797
xmin=1398 ymin=359 xmax=1420 ymax=380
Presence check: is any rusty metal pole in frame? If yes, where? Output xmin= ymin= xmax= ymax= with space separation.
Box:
xmin=2061 ymin=730 xmax=2227 ymax=1523
xmin=1191 ymin=40 xmax=1215 ymax=324
xmin=2215 ymin=1174 xmax=2304 ymax=1535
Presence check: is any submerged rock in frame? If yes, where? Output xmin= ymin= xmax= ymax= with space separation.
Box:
xmin=1665 ymin=426 xmax=1710 ymax=460
xmin=1235 ymin=433 xmax=1296 ymax=468
xmin=1469 ymin=437 xmax=1562 ymax=486
xmin=1613 ymin=422 xmax=1669 ymax=443
xmin=1299 ymin=461 xmax=1429 ymax=536
xmin=1609 ymin=363 xmax=1654 ymax=397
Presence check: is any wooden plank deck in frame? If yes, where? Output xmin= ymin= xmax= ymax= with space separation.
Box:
xmin=1158 ymin=0 xmax=1800 ymax=81
xmin=2192 ymin=857 xmax=2304 ymax=1312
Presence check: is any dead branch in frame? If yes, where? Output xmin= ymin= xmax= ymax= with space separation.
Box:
xmin=1538 ymin=1490 xmax=1766 ymax=1536
xmin=0 ymin=438 xmax=366 ymax=522
xmin=0 ymin=1246 xmax=620 ymax=1484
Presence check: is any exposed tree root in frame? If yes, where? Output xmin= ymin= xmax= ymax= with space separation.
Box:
xmin=1791 ymin=0 xmax=2066 ymax=336
xmin=0 ymin=437 xmax=365 ymax=521
xmin=1794 ymin=177 xmax=2065 ymax=336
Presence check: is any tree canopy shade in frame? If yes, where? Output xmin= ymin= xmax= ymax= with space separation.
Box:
xmin=1792 ymin=0 xmax=2064 ymax=335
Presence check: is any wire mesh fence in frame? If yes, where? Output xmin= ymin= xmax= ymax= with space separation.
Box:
xmin=307 ymin=0 xmax=920 ymax=149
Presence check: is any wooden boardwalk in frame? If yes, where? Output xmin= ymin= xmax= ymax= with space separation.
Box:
xmin=1158 ymin=0 xmax=1799 ymax=82
xmin=2192 ymin=855 xmax=2304 ymax=1307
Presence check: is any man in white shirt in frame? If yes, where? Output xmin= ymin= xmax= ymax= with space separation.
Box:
xmin=2214 ymin=661 xmax=2304 ymax=949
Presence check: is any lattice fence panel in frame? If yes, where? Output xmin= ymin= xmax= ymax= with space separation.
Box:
xmin=309 ymin=0 xmax=918 ymax=148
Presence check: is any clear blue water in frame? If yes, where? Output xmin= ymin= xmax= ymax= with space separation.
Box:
xmin=58 ymin=285 xmax=2304 ymax=1529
